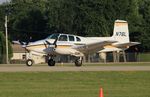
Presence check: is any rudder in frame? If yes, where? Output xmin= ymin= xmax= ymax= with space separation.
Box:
xmin=112 ymin=20 xmax=129 ymax=43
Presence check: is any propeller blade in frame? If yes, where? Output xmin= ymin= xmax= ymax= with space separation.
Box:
xmin=53 ymin=38 xmax=58 ymax=48
xmin=45 ymin=40 xmax=52 ymax=45
xmin=19 ymin=40 xmax=28 ymax=45
xmin=19 ymin=40 xmax=24 ymax=45
xmin=45 ymin=38 xmax=58 ymax=48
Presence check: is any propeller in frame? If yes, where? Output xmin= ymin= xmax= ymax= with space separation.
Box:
xmin=45 ymin=38 xmax=58 ymax=48
xmin=12 ymin=40 xmax=29 ymax=47
xmin=17 ymin=40 xmax=31 ymax=48
xmin=19 ymin=40 xmax=29 ymax=45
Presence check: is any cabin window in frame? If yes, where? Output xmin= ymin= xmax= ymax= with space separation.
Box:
xmin=69 ymin=36 xmax=75 ymax=41
xmin=58 ymin=35 xmax=68 ymax=41
xmin=76 ymin=37 xmax=81 ymax=41
xmin=46 ymin=33 xmax=59 ymax=39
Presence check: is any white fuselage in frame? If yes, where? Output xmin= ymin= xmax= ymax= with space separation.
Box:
xmin=25 ymin=34 xmax=115 ymax=56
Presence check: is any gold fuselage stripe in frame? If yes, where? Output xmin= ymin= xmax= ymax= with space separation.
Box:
xmin=26 ymin=44 xmax=72 ymax=49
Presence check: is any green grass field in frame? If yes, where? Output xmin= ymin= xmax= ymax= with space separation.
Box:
xmin=0 ymin=71 xmax=150 ymax=97
xmin=138 ymin=53 xmax=150 ymax=62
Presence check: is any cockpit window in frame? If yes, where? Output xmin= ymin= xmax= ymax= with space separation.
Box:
xmin=58 ymin=35 xmax=68 ymax=41
xmin=46 ymin=33 xmax=59 ymax=39
xmin=76 ymin=37 xmax=81 ymax=41
xmin=69 ymin=36 xmax=74 ymax=41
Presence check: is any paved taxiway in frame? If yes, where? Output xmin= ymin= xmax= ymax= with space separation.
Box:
xmin=0 ymin=64 xmax=150 ymax=72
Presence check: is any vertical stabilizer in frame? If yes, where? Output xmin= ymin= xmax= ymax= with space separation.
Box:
xmin=112 ymin=20 xmax=129 ymax=43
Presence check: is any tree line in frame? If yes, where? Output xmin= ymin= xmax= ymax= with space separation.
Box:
xmin=0 ymin=0 xmax=150 ymax=52
xmin=0 ymin=32 xmax=12 ymax=63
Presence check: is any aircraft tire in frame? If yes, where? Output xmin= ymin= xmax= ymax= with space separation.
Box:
xmin=75 ymin=59 xmax=82 ymax=67
xmin=26 ymin=59 xmax=34 ymax=66
xmin=48 ymin=59 xmax=55 ymax=66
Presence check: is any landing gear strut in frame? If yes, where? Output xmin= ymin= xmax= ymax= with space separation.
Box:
xmin=75 ymin=57 xmax=83 ymax=66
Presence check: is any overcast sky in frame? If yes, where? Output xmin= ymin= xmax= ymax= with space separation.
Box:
xmin=0 ymin=0 xmax=10 ymax=4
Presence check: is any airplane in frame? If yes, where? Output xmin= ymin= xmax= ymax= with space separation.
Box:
xmin=13 ymin=20 xmax=140 ymax=66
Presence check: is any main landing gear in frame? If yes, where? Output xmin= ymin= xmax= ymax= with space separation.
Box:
xmin=47 ymin=56 xmax=83 ymax=67
xmin=48 ymin=59 xmax=55 ymax=66
xmin=47 ymin=55 xmax=56 ymax=66
xmin=74 ymin=57 xmax=83 ymax=66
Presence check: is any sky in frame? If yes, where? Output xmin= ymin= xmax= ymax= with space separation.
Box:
xmin=0 ymin=0 xmax=10 ymax=4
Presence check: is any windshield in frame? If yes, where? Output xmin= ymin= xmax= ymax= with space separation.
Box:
xmin=46 ymin=33 xmax=59 ymax=39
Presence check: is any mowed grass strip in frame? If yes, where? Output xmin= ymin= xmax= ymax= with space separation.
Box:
xmin=0 ymin=71 xmax=149 ymax=97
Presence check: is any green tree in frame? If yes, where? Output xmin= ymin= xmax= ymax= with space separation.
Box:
xmin=0 ymin=32 xmax=12 ymax=63
xmin=0 ymin=0 xmax=149 ymax=52
xmin=139 ymin=0 xmax=150 ymax=51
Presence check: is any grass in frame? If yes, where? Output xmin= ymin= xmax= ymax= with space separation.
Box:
xmin=138 ymin=53 xmax=150 ymax=62
xmin=0 ymin=71 xmax=150 ymax=97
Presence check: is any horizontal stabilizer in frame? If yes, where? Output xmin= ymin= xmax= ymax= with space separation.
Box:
xmin=113 ymin=42 xmax=140 ymax=47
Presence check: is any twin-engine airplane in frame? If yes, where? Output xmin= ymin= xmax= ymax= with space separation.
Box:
xmin=14 ymin=20 xmax=140 ymax=66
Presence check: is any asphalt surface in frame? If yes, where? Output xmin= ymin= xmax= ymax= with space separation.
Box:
xmin=0 ymin=64 xmax=150 ymax=72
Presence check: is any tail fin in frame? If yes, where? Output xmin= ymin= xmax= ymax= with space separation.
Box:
xmin=112 ymin=20 xmax=129 ymax=43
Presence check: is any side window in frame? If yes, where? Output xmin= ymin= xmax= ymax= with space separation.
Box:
xmin=76 ymin=37 xmax=81 ymax=42
xmin=58 ymin=35 xmax=68 ymax=41
xmin=69 ymin=36 xmax=75 ymax=41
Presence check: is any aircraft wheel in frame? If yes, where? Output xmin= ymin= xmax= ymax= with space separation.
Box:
xmin=26 ymin=59 xmax=34 ymax=66
xmin=75 ymin=59 xmax=82 ymax=67
xmin=48 ymin=59 xmax=55 ymax=66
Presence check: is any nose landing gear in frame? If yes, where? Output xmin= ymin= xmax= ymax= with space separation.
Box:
xmin=26 ymin=59 xmax=34 ymax=66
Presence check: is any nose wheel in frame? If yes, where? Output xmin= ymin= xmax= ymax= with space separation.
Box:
xmin=48 ymin=59 xmax=55 ymax=66
xmin=26 ymin=59 xmax=34 ymax=66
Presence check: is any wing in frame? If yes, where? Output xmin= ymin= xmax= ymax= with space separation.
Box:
xmin=73 ymin=40 xmax=117 ymax=53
